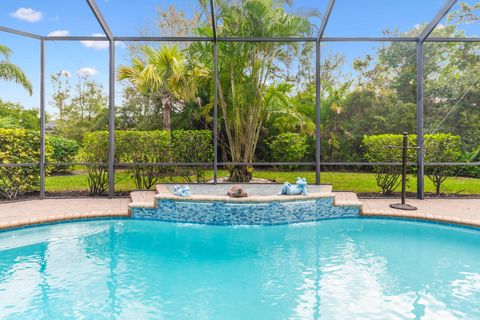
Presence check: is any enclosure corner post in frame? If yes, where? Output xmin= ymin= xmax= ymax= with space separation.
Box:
xmin=40 ymin=38 xmax=46 ymax=199
xmin=416 ymin=41 xmax=425 ymax=200
xmin=213 ymin=42 xmax=218 ymax=184
xmin=210 ymin=0 xmax=218 ymax=184
xmin=108 ymin=40 xmax=115 ymax=198
xmin=315 ymin=40 xmax=321 ymax=185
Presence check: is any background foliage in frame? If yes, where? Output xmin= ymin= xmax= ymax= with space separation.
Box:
xmin=0 ymin=0 xmax=478 ymax=197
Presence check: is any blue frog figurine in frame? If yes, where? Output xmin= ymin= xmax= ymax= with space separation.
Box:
xmin=172 ymin=185 xmax=191 ymax=197
xmin=278 ymin=177 xmax=308 ymax=196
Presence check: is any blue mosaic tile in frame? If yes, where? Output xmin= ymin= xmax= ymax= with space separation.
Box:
xmin=131 ymin=197 xmax=361 ymax=225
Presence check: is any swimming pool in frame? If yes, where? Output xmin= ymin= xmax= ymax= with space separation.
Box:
xmin=0 ymin=219 xmax=479 ymax=319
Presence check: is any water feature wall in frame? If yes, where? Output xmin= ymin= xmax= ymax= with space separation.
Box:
xmin=131 ymin=197 xmax=360 ymax=225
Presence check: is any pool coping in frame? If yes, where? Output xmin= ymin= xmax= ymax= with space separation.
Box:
xmin=0 ymin=210 xmax=478 ymax=232
xmin=0 ymin=197 xmax=478 ymax=231
xmin=0 ymin=212 xmax=129 ymax=232
xmin=129 ymin=185 xmax=363 ymax=209
xmin=360 ymin=209 xmax=480 ymax=228
xmin=1 ymin=212 xmax=478 ymax=231
xmin=130 ymin=193 xmax=362 ymax=207
xmin=0 ymin=215 xmax=479 ymax=235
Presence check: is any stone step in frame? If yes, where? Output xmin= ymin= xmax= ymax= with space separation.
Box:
xmin=156 ymin=184 xmax=333 ymax=196
xmin=152 ymin=185 xmax=357 ymax=208
xmin=333 ymin=192 xmax=362 ymax=207
xmin=322 ymin=185 xmax=333 ymax=193
xmin=156 ymin=184 xmax=169 ymax=194
xmin=130 ymin=191 xmax=156 ymax=208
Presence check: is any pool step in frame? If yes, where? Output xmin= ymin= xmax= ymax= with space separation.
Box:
xmin=333 ymin=192 xmax=362 ymax=207
xmin=156 ymin=184 xmax=169 ymax=194
xmin=130 ymin=185 xmax=359 ymax=208
xmin=155 ymin=184 xmax=333 ymax=195
xmin=130 ymin=191 xmax=156 ymax=208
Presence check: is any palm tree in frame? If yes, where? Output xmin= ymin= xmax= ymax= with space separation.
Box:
xmin=292 ymin=82 xmax=351 ymax=160
xmin=117 ymin=45 xmax=206 ymax=131
xmin=194 ymin=0 xmax=313 ymax=181
xmin=0 ymin=44 xmax=32 ymax=95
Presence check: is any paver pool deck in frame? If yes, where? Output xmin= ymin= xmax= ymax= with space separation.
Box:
xmin=361 ymin=198 xmax=480 ymax=227
xmin=0 ymin=198 xmax=130 ymax=230
xmin=0 ymin=196 xmax=478 ymax=231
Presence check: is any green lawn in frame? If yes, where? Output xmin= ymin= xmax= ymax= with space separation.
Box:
xmin=45 ymin=169 xmax=480 ymax=195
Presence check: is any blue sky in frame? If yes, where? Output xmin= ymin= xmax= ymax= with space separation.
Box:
xmin=1 ymin=0 xmax=478 ymax=114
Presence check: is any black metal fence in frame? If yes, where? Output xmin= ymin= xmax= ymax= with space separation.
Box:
xmin=1 ymin=0 xmax=478 ymax=199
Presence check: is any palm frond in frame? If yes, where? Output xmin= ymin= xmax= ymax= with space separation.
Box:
xmin=0 ymin=61 xmax=33 ymax=95
xmin=0 ymin=44 xmax=12 ymax=59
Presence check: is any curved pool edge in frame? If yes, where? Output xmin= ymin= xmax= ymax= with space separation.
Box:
xmin=0 ymin=212 xmax=129 ymax=233
xmin=1 ymin=214 xmax=479 ymax=235
xmin=361 ymin=210 xmax=480 ymax=229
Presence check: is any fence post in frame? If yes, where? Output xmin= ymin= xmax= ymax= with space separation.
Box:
xmin=315 ymin=41 xmax=321 ymax=185
xmin=416 ymin=41 xmax=425 ymax=199
xmin=40 ymin=38 xmax=46 ymax=199
xmin=108 ymin=40 xmax=115 ymax=197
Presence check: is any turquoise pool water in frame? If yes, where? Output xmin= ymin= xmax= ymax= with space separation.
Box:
xmin=0 ymin=219 xmax=479 ymax=319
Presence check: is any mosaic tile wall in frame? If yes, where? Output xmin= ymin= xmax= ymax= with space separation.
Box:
xmin=131 ymin=197 xmax=360 ymax=225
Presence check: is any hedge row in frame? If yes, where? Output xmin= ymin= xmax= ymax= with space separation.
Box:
xmin=48 ymin=135 xmax=80 ymax=173
xmin=0 ymin=129 xmax=212 ymax=198
xmin=0 ymin=129 xmax=465 ymax=198
xmin=80 ymin=130 xmax=213 ymax=194
xmin=267 ymin=133 xmax=309 ymax=170
xmin=0 ymin=129 xmax=79 ymax=199
xmin=362 ymin=133 xmax=462 ymax=195
xmin=0 ymin=129 xmax=45 ymax=199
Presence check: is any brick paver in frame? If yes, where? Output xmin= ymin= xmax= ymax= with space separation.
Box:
xmin=0 ymin=197 xmax=479 ymax=230
xmin=361 ymin=198 xmax=480 ymax=227
xmin=0 ymin=198 xmax=130 ymax=230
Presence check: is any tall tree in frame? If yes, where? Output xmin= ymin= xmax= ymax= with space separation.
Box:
xmin=49 ymin=71 xmax=108 ymax=141
xmin=194 ymin=0 xmax=313 ymax=181
xmin=0 ymin=44 xmax=32 ymax=95
xmin=118 ymin=44 xmax=207 ymax=131
xmin=0 ymin=99 xmax=39 ymax=130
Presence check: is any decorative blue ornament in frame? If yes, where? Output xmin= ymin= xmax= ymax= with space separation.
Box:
xmin=172 ymin=185 xmax=191 ymax=197
xmin=278 ymin=177 xmax=308 ymax=196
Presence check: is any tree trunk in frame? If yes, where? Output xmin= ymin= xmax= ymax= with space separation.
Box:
xmin=436 ymin=181 xmax=441 ymax=196
xmin=162 ymin=97 xmax=171 ymax=131
xmin=228 ymin=166 xmax=253 ymax=182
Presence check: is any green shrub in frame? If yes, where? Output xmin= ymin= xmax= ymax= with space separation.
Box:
xmin=0 ymin=129 xmax=52 ymax=199
xmin=80 ymin=132 xmax=109 ymax=195
xmin=363 ymin=134 xmax=417 ymax=195
xmin=268 ymin=133 xmax=308 ymax=170
xmin=116 ymin=130 xmax=171 ymax=189
xmin=80 ymin=130 xmax=212 ymax=193
xmin=462 ymin=148 xmax=480 ymax=178
xmin=47 ymin=135 xmax=79 ymax=174
xmin=171 ymin=130 xmax=213 ymax=182
xmin=424 ymin=133 xmax=462 ymax=195
xmin=363 ymin=133 xmax=462 ymax=195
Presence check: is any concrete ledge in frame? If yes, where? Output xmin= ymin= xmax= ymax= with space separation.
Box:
xmin=153 ymin=192 xmax=344 ymax=203
xmin=129 ymin=191 xmax=156 ymax=209
xmin=129 ymin=202 xmax=155 ymax=209
xmin=153 ymin=184 xmax=362 ymax=207
xmin=334 ymin=201 xmax=363 ymax=207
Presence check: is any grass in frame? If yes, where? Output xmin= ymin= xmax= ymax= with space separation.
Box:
xmin=45 ymin=169 xmax=480 ymax=196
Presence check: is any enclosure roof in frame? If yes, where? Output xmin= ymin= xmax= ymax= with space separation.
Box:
xmin=1 ymin=0 xmax=479 ymax=42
